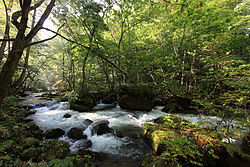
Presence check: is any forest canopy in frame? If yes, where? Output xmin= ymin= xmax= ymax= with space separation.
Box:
xmin=0 ymin=0 xmax=249 ymax=110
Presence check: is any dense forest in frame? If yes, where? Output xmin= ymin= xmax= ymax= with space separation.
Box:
xmin=0 ymin=0 xmax=249 ymax=167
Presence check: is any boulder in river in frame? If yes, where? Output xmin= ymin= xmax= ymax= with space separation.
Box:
xmin=91 ymin=120 xmax=113 ymax=135
xmin=44 ymin=128 xmax=65 ymax=139
xmin=117 ymin=85 xmax=155 ymax=111
xmin=63 ymin=113 xmax=72 ymax=118
xmin=143 ymin=115 xmax=228 ymax=166
xmin=70 ymin=98 xmax=96 ymax=112
xmin=67 ymin=128 xmax=87 ymax=140
xmin=83 ymin=119 xmax=93 ymax=126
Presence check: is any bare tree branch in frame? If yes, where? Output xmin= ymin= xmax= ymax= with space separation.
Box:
xmin=27 ymin=24 xmax=65 ymax=47
xmin=26 ymin=0 xmax=56 ymax=41
xmin=41 ymin=26 xmax=128 ymax=77
xmin=11 ymin=0 xmax=46 ymax=29
xmin=41 ymin=27 xmax=90 ymax=49
xmin=0 ymin=38 xmax=15 ymax=42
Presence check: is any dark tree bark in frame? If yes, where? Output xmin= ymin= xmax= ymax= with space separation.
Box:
xmin=0 ymin=0 xmax=56 ymax=106
xmin=12 ymin=8 xmax=37 ymax=90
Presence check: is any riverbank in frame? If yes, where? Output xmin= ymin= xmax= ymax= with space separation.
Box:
xmin=0 ymin=93 xmax=249 ymax=167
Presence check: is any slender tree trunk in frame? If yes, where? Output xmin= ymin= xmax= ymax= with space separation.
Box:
xmin=0 ymin=0 xmax=14 ymax=64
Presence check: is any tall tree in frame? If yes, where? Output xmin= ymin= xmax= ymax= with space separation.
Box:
xmin=0 ymin=0 xmax=56 ymax=106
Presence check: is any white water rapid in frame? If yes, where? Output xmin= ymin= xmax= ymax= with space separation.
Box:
xmin=29 ymin=101 xmax=164 ymax=160
xmin=27 ymin=99 xmax=247 ymax=162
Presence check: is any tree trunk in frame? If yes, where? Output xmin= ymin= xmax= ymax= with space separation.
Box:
xmin=12 ymin=9 xmax=37 ymax=90
xmin=0 ymin=0 xmax=14 ymax=64
xmin=0 ymin=41 xmax=26 ymax=104
xmin=0 ymin=0 xmax=55 ymax=106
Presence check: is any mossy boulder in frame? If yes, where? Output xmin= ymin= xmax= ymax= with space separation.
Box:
xmin=44 ymin=128 xmax=65 ymax=139
xmin=38 ymin=139 xmax=70 ymax=161
xmin=70 ymin=98 xmax=96 ymax=112
xmin=91 ymin=120 xmax=113 ymax=135
xmin=118 ymin=85 xmax=155 ymax=111
xmin=25 ymin=122 xmax=43 ymax=139
xmin=143 ymin=115 xmax=226 ymax=166
xmin=141 ymin=155 xmax=180 ymax=167
xmin=21 ymin=147 xmax=43 ymax=162
xmin=22 ymin=137 xmax=40 ymax=149
xmin=102 ymin=91 xmax=118 ymax=104
xmin=67 ymin=128 xmax=86 ymax=140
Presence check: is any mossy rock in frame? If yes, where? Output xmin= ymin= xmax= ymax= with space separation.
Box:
xmin=38 ymin=139 xmax=70 ymax=161
xmin=143 ymin=115 xmax=226 ymax=166
xmin=21 ymin=147 xmax=43 ymax=162
xmin=21 ymin=137 xmax=40 ymax=149
xmin=44 ymin=128 xmax=65 ymax=139
xmin=118 ymin=85 xmax=155 ymax=111
xmin=70 ymin=98 xmax=96 ymax=112
xmin=141 ymin=155 xmax=180 ymax=167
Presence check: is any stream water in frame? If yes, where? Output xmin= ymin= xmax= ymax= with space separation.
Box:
xmin=23 ymin=93 xmax=248 ymax=167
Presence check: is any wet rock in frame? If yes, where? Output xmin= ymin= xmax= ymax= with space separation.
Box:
xmin=75 ymin=150 xmax=108 ymax=161
xmin=27 ymin=122 xmax=40 ymax=131
xmin=22 ymin=110 xmax=37 ymax=117
xmin=25 ymin=122 xmax=43 ymax=139
xmin=115 ymin=125 xmax=141 ymax=139
xmin=83 ymin=119 xmax=93 ymax=126
xmin=67 ymin=128 xmax=86 ymax=140
xmin=70 ymin=98 xmax=96 ymax=112
xmin=22 ymin=137 xmax=40 ymax=149
xmin=118 ymin=85 xmax=155 ymax=111
xmin=102 ymin=91 xmax=118 ymax=104
xmin=39 ymin=139 xmax=70 ymax=161
xmin=21 ymin=147 xmax=43 ymax=162
xmin=91 ymin=120 xmax=113 ymax=135
xmin=63 ymin=113 xmax=72 ymax=118
xmin=44 ymin=128 xmax=65 ymax=139
xmin=74 ymin=139 xmax=92 ymax=150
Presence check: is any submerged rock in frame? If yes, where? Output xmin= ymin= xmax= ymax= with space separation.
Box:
xmin=83 ymin=119 xmax=93 ymax=126
xmin=91 ymin=120 xmax=113 ymax=135
xmin=67 ymin=128 xmax=86 ymax=140
xmin=44 ymin=128 xmax=65 ymax=139
xmin=63 ymin=113 xmax=72 ymax=118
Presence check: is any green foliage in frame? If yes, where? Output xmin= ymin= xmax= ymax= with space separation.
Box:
xmin=160 ymin=135 xmax=203 ymax=166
